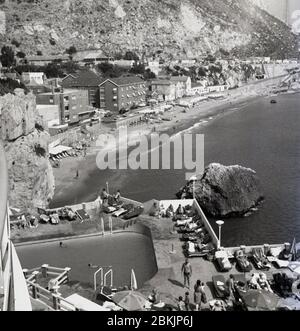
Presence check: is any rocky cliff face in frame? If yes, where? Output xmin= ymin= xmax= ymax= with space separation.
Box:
xmin=0 ymin=0 xmax=297 ymax=59
xmin=0 ymin=90 xmax=55 ymax=212
xmin=178 ymin=163 xmax=264 ymax=217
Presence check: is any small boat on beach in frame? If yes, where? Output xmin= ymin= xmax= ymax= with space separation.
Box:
xmin=270 ymin=100 xmax=277 ymax=104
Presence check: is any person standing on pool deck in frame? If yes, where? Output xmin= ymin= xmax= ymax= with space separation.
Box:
xmin=181 ymin=258 xmax=192 ymax=289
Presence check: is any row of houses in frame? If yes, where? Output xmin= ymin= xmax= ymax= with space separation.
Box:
xmin=6 ymin=65 xmax=226 ymax=134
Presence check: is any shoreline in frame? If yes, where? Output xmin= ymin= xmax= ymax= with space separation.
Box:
xmin=51 ymin=93 xmax=262 ymax=207
xmin=48 ymin=75 xmax=288 ymax=209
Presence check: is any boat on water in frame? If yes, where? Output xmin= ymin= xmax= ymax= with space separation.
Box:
xmin=270 ymin=99 xmax=277 ymax=104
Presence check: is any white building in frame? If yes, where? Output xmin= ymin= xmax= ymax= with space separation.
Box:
xmin=21 ymin=72 xmax=45 ymax=85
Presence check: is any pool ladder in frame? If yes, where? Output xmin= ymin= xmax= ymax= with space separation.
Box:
xmin=94 ymin=267 xmax=114 ymax=291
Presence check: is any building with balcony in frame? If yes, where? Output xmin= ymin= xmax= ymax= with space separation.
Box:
xmin=99 ymin=76 xmax=147 ymax=113
xmin=36 ymin=89 xmax=91 ymax=126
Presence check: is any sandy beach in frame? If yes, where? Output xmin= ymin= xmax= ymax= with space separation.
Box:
xmin=51 ymin=76 xmax=283 ymax=206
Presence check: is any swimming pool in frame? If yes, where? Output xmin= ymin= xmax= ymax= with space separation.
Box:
xmin=16 ymin=225 xmax=158 ymax=288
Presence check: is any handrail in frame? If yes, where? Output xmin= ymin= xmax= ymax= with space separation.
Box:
xmin=0 ymin=141 xmax=8 ymax=242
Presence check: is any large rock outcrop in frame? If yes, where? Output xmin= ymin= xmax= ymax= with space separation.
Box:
xmin=178 ymin=163 xmax=264 ymax=217
xmin=0 ymin=90 xmax=55 ymax=212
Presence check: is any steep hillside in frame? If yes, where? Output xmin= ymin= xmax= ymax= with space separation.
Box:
xmin=0 ymin=0 xmax=298 ymax=59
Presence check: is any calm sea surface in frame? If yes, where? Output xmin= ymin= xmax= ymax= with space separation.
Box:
xmin=50 ymin=93 xmax=300 ymax=246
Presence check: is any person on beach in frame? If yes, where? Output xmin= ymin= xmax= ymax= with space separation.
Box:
xmin=194 ymin=280 xmax=202 ymax=311
xmin=114 ymin=190 xmax=121 ymax=204
xmin=177 ymin=296 xmax=185 ymax=311
xmin=75 ymin=169 xmax=79 ymax=179
xmin=227 ymin=274 xmax=236 ymax=299
xmin=101 ymin=188 xmax=109 ymax=206
xmin=181 ymin=258 xmax=192 ymax=289
xmin=184 ymin=292 xmax=190 ymax=311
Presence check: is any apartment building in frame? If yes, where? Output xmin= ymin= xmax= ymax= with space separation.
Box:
xmin=62 ymin=70 xmax=103 ymax=108
xmin=36 ymin=89 xmax=91 ymax=125
xmin=99 ymin=76 xmax=147 ymax=112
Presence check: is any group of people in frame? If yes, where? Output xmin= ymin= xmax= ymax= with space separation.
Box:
xmin=249 ymin=273 xmax=273 ymax=292
xmin=12 ymin=214 xmax=39 ymax=230
xmin=100 ymin=188 xmax=121 ymax=207
xmin=179 ymin=259 xmax=207 ymax=311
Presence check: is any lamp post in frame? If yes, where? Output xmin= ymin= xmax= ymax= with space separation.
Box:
xmin=216 ymin=220 xmax=224 ymax=249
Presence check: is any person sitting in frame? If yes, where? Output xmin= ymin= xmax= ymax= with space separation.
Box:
xmin=181 ymin=188 xmax=188 ymax=200
xmin=279 ymin=244 xmax=293 ymax=261
xmin=258 ymin=273 xmax=273 ymax=293
xmin=176 ymin=204 xmax=185 ymax=216
xmin=159 ymin=204 xmax=166 ymax=218
xmin=249 ymin=273 xmax=261 ymax=290
xmin=211 ymin=300 xmax=226 ymax=311
xmin=177 ymin=296 xmax=185 ymax=311
xmin=165 ymin=204 xmax=174 ymax=218
xmin=114 ymin=190 xmax=121 ymax=204
xmin=148 ymin=289 xmax=160 ymax=305
xmin=100 ymin=188 xmax=109 ymax=206
xmin=149 ymin=202 xmax=160 ymax=217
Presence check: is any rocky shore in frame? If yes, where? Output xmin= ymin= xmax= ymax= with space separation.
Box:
xmin=178 ymin=163 xmax=264 ymax=218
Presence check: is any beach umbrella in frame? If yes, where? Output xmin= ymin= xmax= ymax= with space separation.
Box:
xmin=112 ymin=291 xmax=148 ymax=311
xmin=241 ymin=290 xmax=280 ymax=311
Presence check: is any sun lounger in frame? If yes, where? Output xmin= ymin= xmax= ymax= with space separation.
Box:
xmin=212 ymin=275 xmax=230 ymax=299
xmin=235 ymin=250 xmax=252 ymax=272
xmin=76 ymin=209 xmax=90 ymax=221
xmin=252 ymin=248 xmax=272 ymax=270
xmin=272 ymin=259 xmax=290 ymax=269
xmin=215 ymin=250 xmax=232 ymax=272
xmin=123 ymin=206 xmax=144 ymax=220
xmin=112 ymin=208 xmax=128 ymax=217
xmin=50 ymin=214 xmax=60 ymax=225
xmin=176 ymin=218 xmax=193 ymax=227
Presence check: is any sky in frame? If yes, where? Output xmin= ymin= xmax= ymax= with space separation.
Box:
xmin=252 ymin=0 xmax=300 ymax=26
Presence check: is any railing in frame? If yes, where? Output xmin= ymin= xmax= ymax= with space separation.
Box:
xmin=93 ymin=266 xmax=114 ymax=291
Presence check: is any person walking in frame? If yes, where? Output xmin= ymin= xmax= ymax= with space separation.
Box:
xmin=181 ymin=258 xmax=192 ymax=289
xmin=194 ymin=280 xmax=202 ymax=311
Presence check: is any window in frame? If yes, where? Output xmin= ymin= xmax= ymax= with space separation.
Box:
xmin=72 ymin=96 xmax=76 ymax=101
xmin=49 ymin=96 xmax=54 ymax=103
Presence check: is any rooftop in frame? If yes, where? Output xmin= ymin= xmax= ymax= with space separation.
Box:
xmin=26 ymin=55 xmax=70 ymax=62
xmin=102 ymin=76 xmax=145 ymax=86
xmin=62 ymin=70 xmax=103 ymax=87
xmin=170 ymin=76 xmax=190 ymax=83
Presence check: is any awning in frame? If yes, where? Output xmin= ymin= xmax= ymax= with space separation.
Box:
xmin=49 ymin=145 xmax=72 ymax=156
